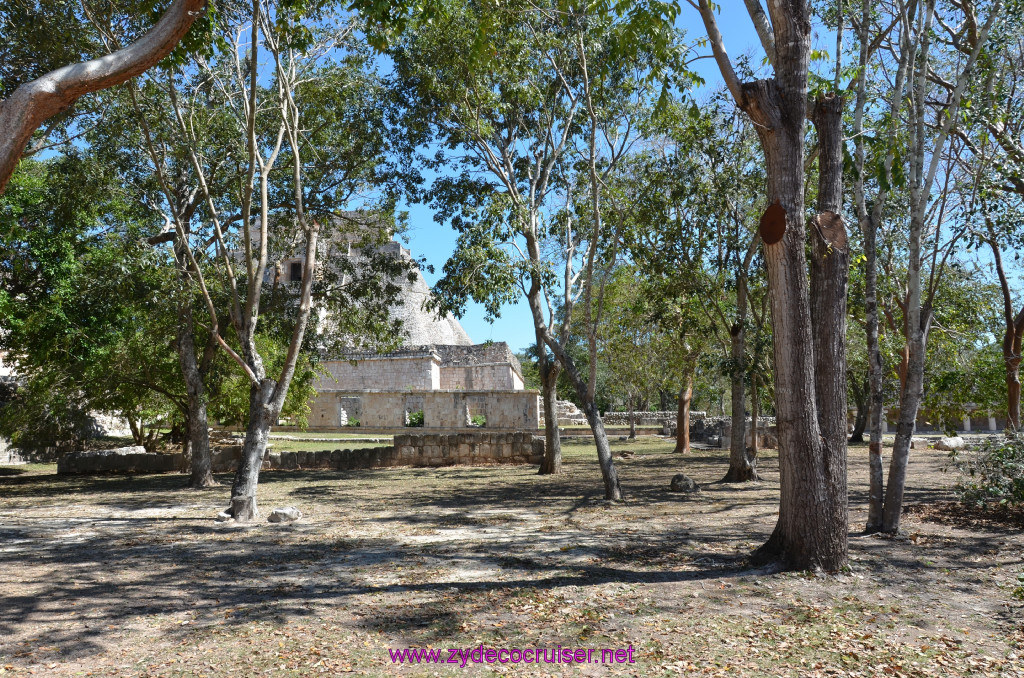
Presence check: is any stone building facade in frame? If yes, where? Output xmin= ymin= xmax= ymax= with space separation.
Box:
xmin=309 ymin=342 xmax=536 ymax=430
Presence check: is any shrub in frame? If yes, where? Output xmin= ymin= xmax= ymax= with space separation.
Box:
xmin=470 ymin=414 xmax=486 ymax=427
xmin=346 ymin=418 xmax=360 ymax=427
xmin=950 ymin=433 xmax=1024 ymax=507
xmin=405 ymin=410 xmax=424 ymax=427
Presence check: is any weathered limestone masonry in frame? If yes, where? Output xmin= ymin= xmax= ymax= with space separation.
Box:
xmin=434 ymin=343 xmax=525 ymax=390
xmin=319 ymin=351 xmax=440 ymax=391
xmin=601 ymin=410 xmax=706 ymax=426
xmin=310 ymin=344 xmax=532 ymax=429
xmin=309 ymin=389 xmax=540 ymax=430
xmin=206 ymin=431 xmax=543 ymax=471
xmin=56 ymin=433 xmax=544 ymax=474
xmin=59 ymin=447 xmax=184 ymax=474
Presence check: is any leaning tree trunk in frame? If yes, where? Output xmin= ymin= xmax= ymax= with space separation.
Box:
xmin=0 ymin=0 xmax=208 ymax=194
xmin=673 ymin=370 xmax=693 ymax=454
xmin=545 ymin=336 xmax=621 ymax=500
xmin=881 ymin=326 xmax=927 ymax=532
xmin=537 ymin=335 xmax=563 ymax=475
xmin=525 ymin=270 xmax=620 ymax=498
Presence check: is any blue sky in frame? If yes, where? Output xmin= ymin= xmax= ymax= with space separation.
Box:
xmin=398 ymin=4 xmax=767 ymax=354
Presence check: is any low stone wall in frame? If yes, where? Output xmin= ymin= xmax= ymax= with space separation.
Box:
xmin=4 ymin=444 xmax=72 ymax=465
xmin=214 ymin=431 xmax=544 ymax=472
xmin=54 ymin=433 xmax=545 ymax=475
xmin=391 ymin=432 xmax=543 ymax=467
xmin=58 ymin=447 xmax=184 ymax=474
xmin=600 ymin=411 xmax=709 ymax=427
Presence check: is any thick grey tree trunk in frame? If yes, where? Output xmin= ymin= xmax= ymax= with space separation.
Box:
xmin=702 ymin=0 xmax=849 ymax=568
xmin=806 ymin=92 xmax=850 ymax=551
xmin=229 ymin=378 xmax=276 ymax=521
xmin=747 ymin=82 xmax=848 ymax=570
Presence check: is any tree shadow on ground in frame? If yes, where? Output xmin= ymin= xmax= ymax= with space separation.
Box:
xmin=1 ymin=447 xmax=1019 ymax=668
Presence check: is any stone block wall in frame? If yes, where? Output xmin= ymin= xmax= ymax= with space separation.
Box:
xmin=58 ymin=447 xmax=184 ymax=474
xmin=315 ymin=353 xmax=440 ymax=392
xmin=309 ymin=390 xmax=540 ymax=430
xmin=53 ymin=433 xmax=544 ymax=475
xmin=439 ymin=364 xmax=522 ymax=391
xmin=4 ymin=444 xmax=71 ymax=465
xmin=211 ymin=432 xmax=544 ymax=472
xmin=601 ymin=411 xmax=708 ymax=426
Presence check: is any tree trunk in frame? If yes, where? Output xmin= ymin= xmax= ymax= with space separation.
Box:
xmin=805 ymin=92 xmax=850 ymax=555
xmin=852 ymin=0 xmax=899 ymax=534
xmin=0 ymin=0 xmax=208 ymax=194
xmin=1005 ymin=333 xmax=1022 ymax=430
xmin=628 ymin=396 xmax=636 ymax=440
xmin=864 ymin=217 xmax=886 ymax=531
xmin=545 ymin=336 xmax=621 ymax=500
xmin=987 ymin=230 xmax=1024 ymax=431
xmin=698 ymin=0 xmax=849 ymax=572
xmin=524 ymin=262 xmax=620 ymax=498
xmin=881 ymin=329 xmax=927 ymax=532
xmin=128 ymin=417 xmax=143 ymax=446
xmin=228 ymin=378 xmax=275 ymax=521
xmin=673 ymin=371 xmax=693 ymax=454
xmin=176 ymin=307 xmax=215 ymax=488
xmin=849 ymin=376 xmax=869 ymax=443
xmin=750 ymin=371 xmax=759 ymax=460
xmin=537 ymin=336 xmax=562 ymax=475
xmin=722 ymin=322 xmax=758 ymax=481
xmin=748 ymin=80 xmax=848 ymax=570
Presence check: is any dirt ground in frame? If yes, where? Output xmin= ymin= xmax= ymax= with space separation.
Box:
xmin=0 ymin=438 xmax=1021 ymax=677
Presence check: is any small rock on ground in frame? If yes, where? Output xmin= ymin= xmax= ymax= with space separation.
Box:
xmin=935 ymin=436 xmax=966 ymax=451
xmin=669 ymin=473 xmax=700 ymax=493
xmin=268 ymin=506 xmax=302 ymax=523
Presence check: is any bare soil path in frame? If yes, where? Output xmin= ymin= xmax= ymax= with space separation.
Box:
xmin=0 ymin=439 xmax=1021 ymax=676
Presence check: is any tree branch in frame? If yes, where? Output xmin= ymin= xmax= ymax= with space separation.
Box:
xmin=0 ymin=0 xmax=208 ymax=193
